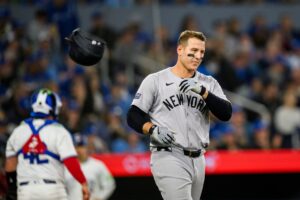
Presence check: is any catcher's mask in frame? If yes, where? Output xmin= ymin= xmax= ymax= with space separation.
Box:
xmin=65 ymin=28 xmax=105 ymax=66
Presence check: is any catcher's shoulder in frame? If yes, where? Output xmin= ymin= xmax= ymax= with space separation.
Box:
xmin=48 ymin=122 xmax=70 ymax=133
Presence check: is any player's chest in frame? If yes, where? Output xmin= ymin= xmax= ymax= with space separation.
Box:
xmin=157 ymin=82 xmax=206 ymax=113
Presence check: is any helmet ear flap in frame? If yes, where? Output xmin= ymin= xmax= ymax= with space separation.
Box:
xmin=48 ymin=93 xmax=56 ymax=117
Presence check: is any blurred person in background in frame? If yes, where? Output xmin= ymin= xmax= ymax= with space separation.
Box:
xmin=45 ymin=0 xmax=79 ymax=51
xmin=0 ymin=58 xmax=17 ymax=99
xmin=250 ymin=120 xmax=271 ymax=149
xmin=277 ymin=14 xmax=300 ymax=51
xmin=178 ymin=14 xmax=201 ymax=33
xmin=107 ymin=107 xmax=128 ymax=150
xmin=112 ymin=20 xmax=150 ymax=86
xmin=85 ymin=68 xmax=106 ymax=115
xmin=229 ymin=105 xmax=251 ymax=148
xmin=217 ymin=124 xmax=240 ymax=151
xmin=70 ymin=75 xmax=88 ymax=113
xmin=65 ymin=133 xmax=116 ymax=200
xmin=89 ymin=10 xmax=117 ymax=51
xmin=63 ymin=100 xmax=82 ymax=133
xmin=248 ymin=14 xmax=270 ymax=50
xmin=26 ymin=8 xmax=60 ymax=55
xmin=104 ymin=82 xmax=132 ymax=122
xmin=255 ymin=81 xmax=280 ymax=122
xmin=1 ymin=82 xmax=32 ymax=125
xmin=111 ymin=129 xmax=147 ymax=153
xmin=21 ymin=51 xmax=56 ymax=88
xmin=227 ymin=16 xmax=242 ymax=39
xmin=146 ymin=26 xmax=174 ymax=67
xmin=58 ymin=55 xmax=85 ymax=98
xmin=274 ymin=90 xmax=300 ymax=148
xmin=83 ymin=119 xmax=110 ymax=153
xmin=0 ymin=110 xmax=10 ymax=166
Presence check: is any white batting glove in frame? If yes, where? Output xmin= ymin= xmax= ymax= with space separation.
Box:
xmin=179 ymin=79 xmax=206 ymax=95
xmin=149 ymin=125 xmax=175 ymax=145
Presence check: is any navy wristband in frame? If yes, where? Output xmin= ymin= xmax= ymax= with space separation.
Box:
xmin=149 ymin=125 xmax=157 ymax=135
xmin=199 ymin=86 xmax=206 ymax=96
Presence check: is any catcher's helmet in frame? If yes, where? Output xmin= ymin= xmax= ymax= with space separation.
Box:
xmin=30 ymin=88 xmax=62 ymax=119
xmin=65 ymin=28 xmax=105 ymax=66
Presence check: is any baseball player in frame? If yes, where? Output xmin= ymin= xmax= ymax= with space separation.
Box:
xmin=127 ymin=30 xmax=232 ymax=200
xmin=65 ymin=133 xmax=116 ymax=200
xmin=5 ymin=88 xmax=90 ymax=200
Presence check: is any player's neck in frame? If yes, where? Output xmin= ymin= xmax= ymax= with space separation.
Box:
xmin=78 ymin=156 xmax=88 ymax=163
xmin=171 ymin=64 xmax=195 ymax=79
xmin=34 ymin=116 xmax=55 ymax=120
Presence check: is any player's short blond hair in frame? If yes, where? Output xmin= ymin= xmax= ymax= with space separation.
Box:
xmin=177 ymin=30 xmax=206 ymax=46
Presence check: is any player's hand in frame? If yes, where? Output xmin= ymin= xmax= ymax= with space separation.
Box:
xmin=179 ymin=79 xmax=205 ymax=95
xmin=82 ymin=183 xmax=90 ymax=200
xmin=150 ymin=126 xmax=175 ymax=145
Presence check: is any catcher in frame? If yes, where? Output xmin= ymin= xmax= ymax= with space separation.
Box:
xmin=5 ymin=89 xmax=90 ymax=200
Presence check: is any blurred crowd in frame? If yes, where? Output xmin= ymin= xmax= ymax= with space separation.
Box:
xmin=1 ymin=0 xmax=300 ymax=174
xmin=10 ymin=0 xmax=300 ymax=6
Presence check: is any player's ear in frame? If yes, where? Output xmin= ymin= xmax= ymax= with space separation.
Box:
xmin=177 ymin=45 xmax=183 ymax=56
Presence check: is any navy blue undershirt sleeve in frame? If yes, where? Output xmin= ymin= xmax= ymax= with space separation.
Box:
xmin=127 ymin=105 xmax=150 ymax=134
xmin=204 ymin=92 xmax=232 ymax=121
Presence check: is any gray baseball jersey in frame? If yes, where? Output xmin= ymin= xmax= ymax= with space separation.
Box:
xmin=132 ymin=67 xmax=228 ymax=149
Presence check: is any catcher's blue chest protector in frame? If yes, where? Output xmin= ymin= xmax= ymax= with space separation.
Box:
xmin=17 ymin=118 xmax=61 ymax=164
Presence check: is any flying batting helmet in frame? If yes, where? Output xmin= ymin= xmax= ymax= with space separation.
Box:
xmin=65 ymin=28 xmax=105 ymax=66
xmin=30 ymin=88 xmax=62 ymax=119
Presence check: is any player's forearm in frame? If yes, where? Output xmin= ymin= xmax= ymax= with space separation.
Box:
xmin=204 ymin=92 xmax=232 ymax=121
xmin=63 ymin=157 xmax=87 ymax=184
xmin=5 ymin=156 xmax=17 ymax=172
xmin=5 ymin=157 xmax=18 ymax=200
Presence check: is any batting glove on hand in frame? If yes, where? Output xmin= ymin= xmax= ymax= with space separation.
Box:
xmin=179 ymin=79 xmax=206 ymax=95
xmin=149 ymin=125 xmax=175 ymax=145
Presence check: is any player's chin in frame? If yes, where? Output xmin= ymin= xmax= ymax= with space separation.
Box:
xmin=188 ymin=64 xmax=199 ymax=71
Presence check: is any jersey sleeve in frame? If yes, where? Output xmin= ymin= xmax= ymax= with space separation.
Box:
xmin=6 ymin=131 xmax=17 ymax=158
xmin=56 ymin=127 xmax=77 ymax=160
xmin=132 ymin=74 xmax=157 ymax=113
xmin=211 ymin=78 xmax=229 ymax=101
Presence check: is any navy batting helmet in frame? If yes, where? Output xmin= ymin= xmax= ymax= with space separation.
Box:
xmin=65 ymin=28 xmax=105 ymax=66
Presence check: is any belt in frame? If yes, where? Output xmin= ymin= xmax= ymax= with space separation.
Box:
xmin=152 ymin=146 xmax=202 ymax=158
xmin=19 ymin=179 xmax=56 ymax=186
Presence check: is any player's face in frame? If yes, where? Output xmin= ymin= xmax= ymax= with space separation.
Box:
xmin=76 ymin=146 xmax=89 ymax=162
xmin=178 ymin=37 xmax=205 ymax=72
